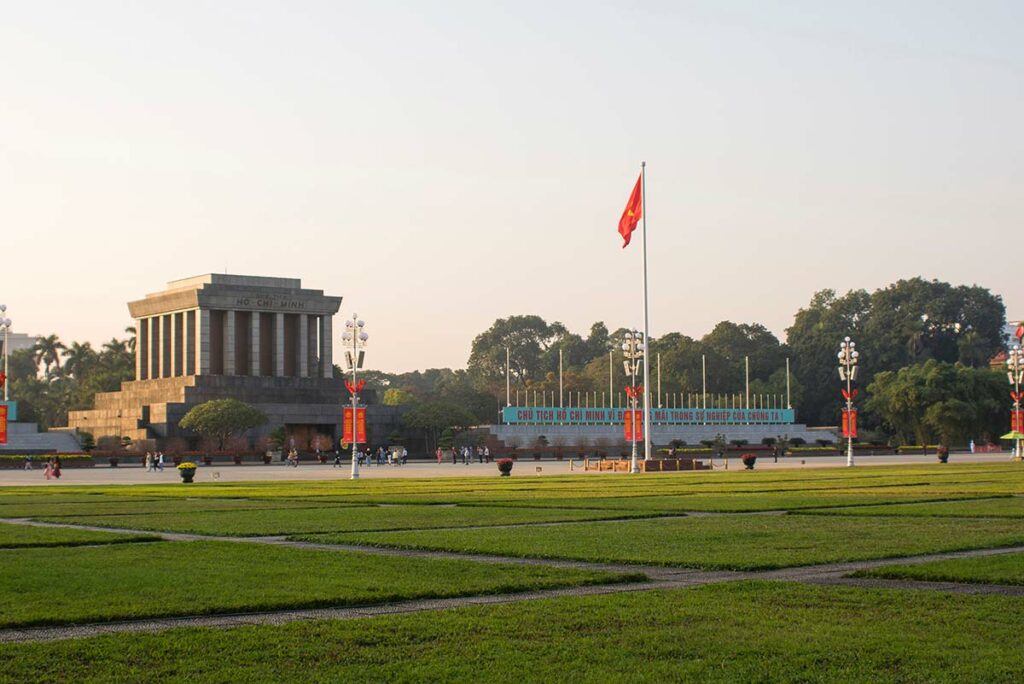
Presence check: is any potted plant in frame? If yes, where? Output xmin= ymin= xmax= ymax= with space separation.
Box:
xmin=936 ymin=445 xmax=950 ymax=463
xmin=172 ymin=455 xmax=182 ymax=466
xmin=202 ymin=455 xmax=213 ymax=466
xmin=108 ymin=456 xmax=119 ymax=467
xmin=496 ymin=458 xmax=514 ymax=477
xmin=262 ymin=453 xmax=273 ymax=464
xmin=232 ymin=454 xmax=243 ymax=465
xmin=741 ymin=453 xmax=757 ymax=470
xmin=177 ymin=461 xmax=198 ymax=483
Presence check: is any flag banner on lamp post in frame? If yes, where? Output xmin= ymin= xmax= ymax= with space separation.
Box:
xmin=623 ymin=409 xmax=643 ymax=441
xmin=343 ymin=407 xmax=367 ymax=444
xmin=842 ymin=409 xmax=858 ymax=438
xmin=0 ymin=405 xmax=7 ymax=445
xmin=1013 ymin=410 xmax=1024 ymax=434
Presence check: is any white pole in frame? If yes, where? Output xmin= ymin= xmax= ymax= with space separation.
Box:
xmin=657 ymin=352 xmax=662 ymax=408
xmin=505 ymin=347 xmax=510 ymax=407
xmin=608 ymin=351 xmax=613 ymax=409
xmin=744 ymin=356 xmax=750 ymax=409
xmin=786 ymin=357 xmax=792 ymax=409
xmin=559 ymin=348 xmax=564 ymax=408
xmin=640 ymin=161 xmax=652 ymax=464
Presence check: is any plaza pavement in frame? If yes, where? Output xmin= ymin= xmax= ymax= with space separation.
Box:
xmin=0 ymin=451 xmax=1014 ymax=486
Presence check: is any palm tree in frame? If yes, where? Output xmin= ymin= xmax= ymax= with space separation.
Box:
xmin=124 ymin=325 xmax=137 ymax=353
xmin=34 ymin=335 xmax=66 ymax=375
xmin=62 ymin=341 xmax=97 ymax=379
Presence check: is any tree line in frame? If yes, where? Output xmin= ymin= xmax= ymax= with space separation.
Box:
xmin=4 ymin=277 xmax=1012 ymax=447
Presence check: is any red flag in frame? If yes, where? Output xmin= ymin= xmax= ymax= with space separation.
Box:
xmin=618 ymin=174 xmax=643 ymax=248
xmin=1016 ymin=324 xmax=1024 ymax=341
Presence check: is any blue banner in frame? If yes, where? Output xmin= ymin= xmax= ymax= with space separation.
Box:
xmin=0 ymin=401 xmax=16 ymax=422
xmin=502 ymin=406 xmax=794 ymax=426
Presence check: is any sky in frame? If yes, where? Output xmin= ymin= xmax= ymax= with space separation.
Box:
xmin=1 ymin=1 xmax=1022 ymax=372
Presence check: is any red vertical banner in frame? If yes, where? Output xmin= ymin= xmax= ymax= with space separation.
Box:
xmin=343 ymin=407 xmax=367 ymax=444
xmin=842 ymin=409 xmax=858 ymax=438
xmin=0 ymin=405 xmax=7 ymax=445
xmin=623 ymin=410 xmax=643 ymax=441
xmin=1013 ymin=410 xmax=1024 ymax=434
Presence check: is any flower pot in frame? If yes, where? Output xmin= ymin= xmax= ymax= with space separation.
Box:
xmin=232 ymin=455 xmax=243 ymax=465
xmin=496 ymin=460 xmax=514 ymax=477
xmin=108 ymin=457 xmax=119 ymax=467
xmin=179 ymin=468 xmax=196 ymax=483
xmin=741 ymin=453 xmax=757 ymax=470
xmin=263 ymin=454 xmax=272 ymax=464
xmin=202 ymin=456 xmax=213 ymax=466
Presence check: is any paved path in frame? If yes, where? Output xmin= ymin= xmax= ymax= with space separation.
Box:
xmin=0 ymin=452 xmax=1014 ymax=486
xmin=2 ymin=517 xmax=1024 ymax=644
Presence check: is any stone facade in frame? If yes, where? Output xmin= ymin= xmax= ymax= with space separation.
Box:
xmin=68 ymin=274 xmax=358 ymax=447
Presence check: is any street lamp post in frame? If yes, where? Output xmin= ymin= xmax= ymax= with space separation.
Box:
xmin=837 ymin=337 xmax=859 ymax=467
xmin=342 ymin=314 xmax=368 ymax=480
xmin=1008 ymin=345 xmax=1023 ymax=462
xmin=622 ymin=330 xmax=645 ymax=474
xmin=0 ymin=306 xmax=10 ymax=402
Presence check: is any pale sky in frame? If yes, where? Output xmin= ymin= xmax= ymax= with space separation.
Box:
xmin=1 ymin=1 xmax=1021 ymax=372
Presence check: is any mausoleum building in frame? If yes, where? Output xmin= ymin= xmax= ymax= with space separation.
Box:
xmin=69 ymin=274 xmax=349 ymax=447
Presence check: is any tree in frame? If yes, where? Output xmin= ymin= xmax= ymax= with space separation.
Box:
xmin=467 ymin=315 xmax=560 ymax=390
xmin=402 ymin=400 xmax=477 ymax=453
xmin=62 ymin=342 xmax=97 ymax=380
xmin=865 ymin=360 xmax=1006 ymax=446
xmin=382 ymin=388 xmax=416 ymax=405
xmin=179 ymin=399 xmax=267 ymax=450
xmin=33 ymin=335 xmax=66 ymax=376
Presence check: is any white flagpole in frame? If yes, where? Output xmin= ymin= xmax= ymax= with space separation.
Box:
xmin=505 ymin=347 xmax=510 ymax=407
xmin=559 ymin=348 xmax=564 ymax=408
xmin=640 ymin=161 xmax=652 ymax=463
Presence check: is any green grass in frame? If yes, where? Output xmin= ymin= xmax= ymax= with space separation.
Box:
xmin=37 ymin=504 xmax=655 ymax=536
xmin=854 ymin=551 xmax=1024 ymax=586
xmin=0 ymin=522 xmax=158 ymax=549
xmin=0 ymin=497 xmax=360 ymax=518
xmin=299 ymin=514 xmax=1024 ymax=570
xmin=477 ymin=490 xmax=996 ymax=513
xmin=0 ymin=540 xmax=639 ymax=629
xmin=800 ymin=497 xmax=1024 ymax=518
xmin=2 ymin=581 xmax=1024 ymax=682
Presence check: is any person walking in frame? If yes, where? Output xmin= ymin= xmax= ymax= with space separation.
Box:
xmin=52 ymin=456 xmax=62 ymax=479
xmin=451 ymin=447 xmax=458 ymax=464
xmin=401 ymin=447 xmax=408 ymax=465
xmin=483 ymin=446 xmax=490 ymax=463
xmin=333 ymin=450 xmax=342 ymax=468
xmin=477 ymin=446 xmax=484 ymax=464
xmin=157 ymin=452 xmax=165 ymax=472
xmin=43 ymin=459 xmax=52 ymax=480
xmin=23 ymin=455 xmax=32 ymax=471
xmin=436 ymin=447 xmax=443 ymax=464
xmin=144 ymin=452 xmax=152 ymax=472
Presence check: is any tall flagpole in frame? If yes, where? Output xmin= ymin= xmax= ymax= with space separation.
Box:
xmin=640 ymin=161 xmax=652 ymax=462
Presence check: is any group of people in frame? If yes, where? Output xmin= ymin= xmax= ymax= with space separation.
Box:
xmin=353 ymin=446 xmax=408 ymax=466
xmin=38 ymin=456 xmax=62 ymax=479
xmin=144 ymin=452 xmax=165 ymax=472
xmin=284 ymin=448 xmax=301 ymax=467
xmin=436 ymin=445 xmax=490 ymax=464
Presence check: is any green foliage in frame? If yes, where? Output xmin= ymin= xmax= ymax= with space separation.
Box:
xmin=865 ymin=360 xmax=1006 ymax=446
xmin=401 ymin=401 xmax=477 ymax=452
xmin=382 ymin=388 xmax=416 ymax=405
xmin=178 ymin=399 xmax=267 ymax=450
xmin=856 ymin=552 xmax=1024 ymax=586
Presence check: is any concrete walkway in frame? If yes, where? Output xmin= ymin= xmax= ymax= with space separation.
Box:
xmin=0 ymin=452 xmax=1015 ymax=486
xmin=2 ymin=516 xmax=1023 ymax=643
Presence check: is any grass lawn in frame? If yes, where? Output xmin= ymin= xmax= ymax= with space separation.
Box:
xmin=36 ymin=504 xmax=656 ymax=536
xmin=854 ymin=552 xmax=1024 ymax=586
xmin=0 ymin=522 xmax=158 ymax=549
xmin=2 ymin=581 xmax=1023 ymax=682
xmin=299 ymin=514 xmax=1024 ymax=569
xmin=0 ymin=540 xmax=639 ymax=629
xmin=476 ymin=490 xmax=996 ymax=513
xmin=799 ymin=497 xmax=1024 ymax=518
xmin=0 ymin=497 xmax=363 ymax=518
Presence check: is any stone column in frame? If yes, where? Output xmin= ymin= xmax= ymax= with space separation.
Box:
xmin=224 ymin=310 xmax=236 ymax=376
xmin=250 ymin=312 xmax=261 ymax=376
xmin=169 ymin=313 xmax=178 ymax=378
xmin=196 ymin=308 xmax=210 ymax=375
xmin=274 ymin=312 xmax=285 ymax=377
xmin=149 ymin=317 xmax=160 ymax=379
xmin=307 ymin=315 xmax=319 ymax=375
xmin=320 ymin=314 xmax=333 ymax=378
xmin=136 ymin=319 xmax=146 ymax=380
xmin=298 ymin=313 xmax=309 ymax=377
xmin=157 ymin=316 xmax=168 ymax=378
